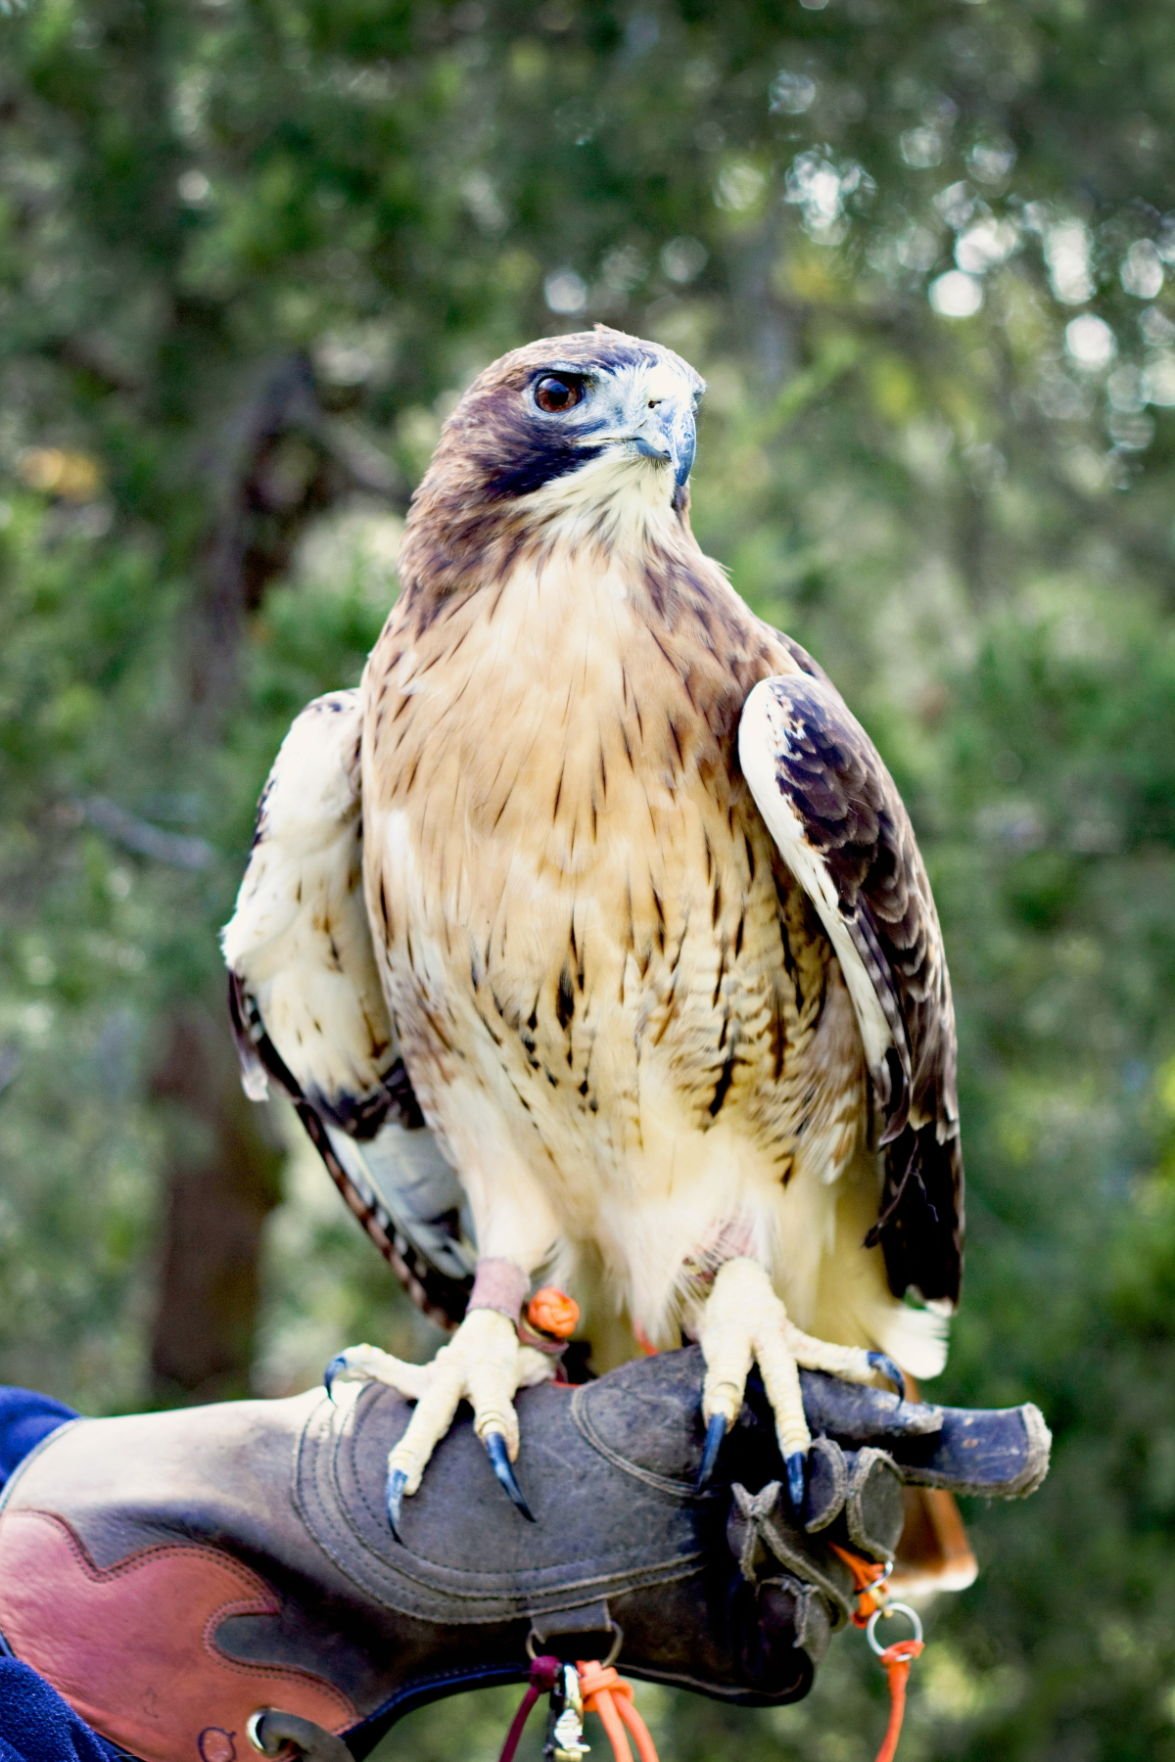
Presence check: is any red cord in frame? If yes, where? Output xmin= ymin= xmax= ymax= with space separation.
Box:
xmin=498 ymin=1655 xmax=561 ymax=1762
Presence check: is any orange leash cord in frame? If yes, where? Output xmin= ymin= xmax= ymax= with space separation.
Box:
xmin=830 ymin=1543 xmax=926 ymax=1762
xmin=577 ymin=1661 xmax=660 ymax=1762
xmin=830 ymin=1540 xmax=892 ymax=1626
xmin=872 ymin=1637 xmax=925 ymax=1762
xmin=506 ymin=1552 xmax=915 ymax=1762
xmin=500 ymin=1653 xmax=661 ymax=1762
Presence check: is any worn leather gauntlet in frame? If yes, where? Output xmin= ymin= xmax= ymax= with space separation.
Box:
xmin=0 ymin=1349 xmax=1048 ymax=1762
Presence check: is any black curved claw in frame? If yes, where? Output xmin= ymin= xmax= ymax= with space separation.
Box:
xmin=785 ymin=1451 xmax=807 ymax=1513
xmin=695 ymin=1413 xmax=729 ymax=1491
xmin=483 ymin=1430 xmax=535 ymax=1521
xmin=867 ymin=1352 xmax=907 ymax=1402
xmin=323 ymin=1353 xmax=349 ymax=1404
xmin=385 ymin=1465 xmax=409 ymax=1539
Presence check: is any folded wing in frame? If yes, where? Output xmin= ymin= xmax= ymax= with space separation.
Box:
xmin=222 ymin=691 xmax=473 ymax=1330
xmin=739 ymin=663 xmax=963 ymax=1308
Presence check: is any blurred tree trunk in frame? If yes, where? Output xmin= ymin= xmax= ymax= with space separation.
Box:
xmin=148 ymin=1005 xmax=284 ymax=1403
xmin=146 ymin=353 xmax=351 ymax=1404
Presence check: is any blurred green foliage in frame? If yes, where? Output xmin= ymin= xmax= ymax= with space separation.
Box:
xmin=1 ymin=1 xmax=1174 ymax=1757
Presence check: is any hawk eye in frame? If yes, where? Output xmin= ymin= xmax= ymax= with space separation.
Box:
xmin=534 ymin=373 xmax=585 ymax=414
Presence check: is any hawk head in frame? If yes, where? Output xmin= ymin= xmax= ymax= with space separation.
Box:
xmin=402 ymin=329 xmax=706 ymax=594
xmin=459 ymin=326 xmax=704 ymax=509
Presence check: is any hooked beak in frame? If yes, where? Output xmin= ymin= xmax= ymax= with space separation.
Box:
xmin=632 ymin=397 xmax=696 ymax=500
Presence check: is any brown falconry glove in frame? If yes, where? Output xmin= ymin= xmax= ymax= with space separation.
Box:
xmin=0 ymin=1348 xmax=1049 ymax=1762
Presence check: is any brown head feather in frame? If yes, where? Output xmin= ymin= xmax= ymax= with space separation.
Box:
xmin=398 ymin=327 xmax=700 ymax=606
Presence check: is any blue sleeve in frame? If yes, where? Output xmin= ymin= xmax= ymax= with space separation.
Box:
xmin=0 ymin=1660 xmax=125 ymax=1762
xmin=0 ymin=1388 xmax=77 ymax=1496
xmin=0 ymin=1391 xmax=125 ymax=1760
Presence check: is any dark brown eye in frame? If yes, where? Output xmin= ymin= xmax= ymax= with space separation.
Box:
xmin=534 ymin=374 xmax=585 ymax=414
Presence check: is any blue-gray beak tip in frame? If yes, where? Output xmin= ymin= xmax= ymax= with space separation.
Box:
xmin=674 ymin=416 xmax=696 ymax=490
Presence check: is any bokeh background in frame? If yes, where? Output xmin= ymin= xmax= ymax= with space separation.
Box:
xmin=2 ymin=2 xmax=1174 ymax=1757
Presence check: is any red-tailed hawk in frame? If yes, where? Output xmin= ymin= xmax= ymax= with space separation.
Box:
xmin=225 ymin=328 xmax=965 ymax=1565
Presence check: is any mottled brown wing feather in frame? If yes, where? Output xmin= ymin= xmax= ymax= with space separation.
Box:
xmin=228 ymin=969 xmax=471 ymax=1332
xmin=222 ymin=692 xmax=474 ymax=1332
xmin=740 ymin=665 xmax=964 ymax=1308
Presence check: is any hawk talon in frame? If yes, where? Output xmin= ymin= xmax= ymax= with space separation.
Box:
xmin=866 ymin=1352 xmax=906 ymax=1401
xmin=483 ymin=1429 xmax=535 ymax=1521
xmin=323 ymin=1353 xmax=349 ymax=1405
xmin=695 ymin=1412 xmax=729 ymax=1492
xmin=385 ymin=1465 xmax=409 ymax=1539
xmin=785 ymin=1451 xmax=807 ymax=1514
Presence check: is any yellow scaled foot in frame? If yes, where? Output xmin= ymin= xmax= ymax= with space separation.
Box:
xmin=696 ymin=1257 xmax=904 ymax=1505
xmin=325 ymin=1308 xmax=555 ymax=1530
